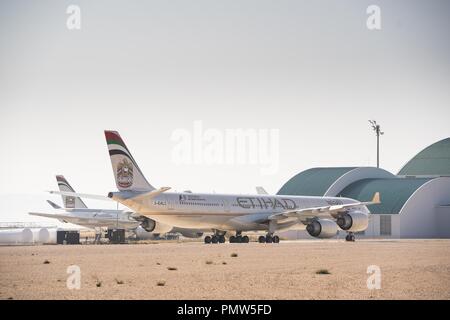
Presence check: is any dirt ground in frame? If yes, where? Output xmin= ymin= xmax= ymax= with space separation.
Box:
xmin=1 ymin=239 xmax=449 ymax=300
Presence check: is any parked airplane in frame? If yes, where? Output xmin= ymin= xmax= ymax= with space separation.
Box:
xmin=55 ymin=131 xmax=380 ymax=244
xmin=30 ymin=175 xmax=202 ymax=239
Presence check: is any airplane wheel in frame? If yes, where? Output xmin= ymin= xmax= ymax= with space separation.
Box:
xmin=229 ymin=236 xmax=236 ymax=243
xmin=242 ymin=235 xmax=249 ymax=243
xmin=219 ymin=235 xmax=225 ymax=243
xmin=345 ymin=234 xmax=355 ymax=242
xmin=258 ymin=236 xmax=266 ymax=243
xmin=235 ymin=236 xmax=242 ymax=243
xmin=265 ymin=235 xmax=273 ymax=243
xmin=272 ymin=236 xmax=280 ymax=243
xmin=204 ymin=236 xmax=212 ymax=244
xmin=211 ymin=236 xmax=219 ymax=244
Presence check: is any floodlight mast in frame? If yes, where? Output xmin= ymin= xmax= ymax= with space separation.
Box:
xmin=369 ymin=120 xmax=384 ymax=168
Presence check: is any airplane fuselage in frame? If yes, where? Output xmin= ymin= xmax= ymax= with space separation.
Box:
xmin=115 ymin=192 xmax=369 ymax=232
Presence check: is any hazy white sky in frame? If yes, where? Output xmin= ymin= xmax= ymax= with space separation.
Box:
xmin=0 ymin=0 xmax=449 ymax=222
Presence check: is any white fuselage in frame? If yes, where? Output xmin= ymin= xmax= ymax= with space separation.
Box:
xmin=115 ymin=192 xmax=369 ymax=232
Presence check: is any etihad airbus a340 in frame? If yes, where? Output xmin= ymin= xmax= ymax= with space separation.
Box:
xmin=57 ymin=131 xmax=380 ymax=244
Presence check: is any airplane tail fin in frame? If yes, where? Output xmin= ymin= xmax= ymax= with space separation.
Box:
xmin=104 ymin=130 xmax=155 ymax=192
xmin=56 ymin=175 xmax=88 ymax=209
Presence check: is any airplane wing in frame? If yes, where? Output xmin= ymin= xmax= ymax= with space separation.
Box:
xmin=50 ymin=187 xmax=171 ymax=202
xmin=256 ymin=186 xmax=268 ymax=195
xmin=29 ymin=212 xmax=71 ymax=223
xmin=48 ymin=190 xmax=113 ymax=201
xmin=268 ymin=192 xmax=380 ymax=222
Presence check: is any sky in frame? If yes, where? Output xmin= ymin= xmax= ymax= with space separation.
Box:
xmin=0 ymin=0 xmax=449 ymax=223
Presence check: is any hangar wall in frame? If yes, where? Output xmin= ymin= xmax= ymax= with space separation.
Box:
xmin=363 ymin=214 xmax=400 ymax=238
xmin=398 ymin=177 xmax=450 ymax=238
xmin=436 ymin=206 xmax=450 ymax=238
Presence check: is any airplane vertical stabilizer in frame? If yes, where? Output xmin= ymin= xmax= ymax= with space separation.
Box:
xmin=56 ymin=175 xmax=88 ymax=209
xmin=104 ymin=130 xmax=155 ymax=192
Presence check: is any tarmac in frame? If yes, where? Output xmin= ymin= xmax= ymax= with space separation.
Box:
xmin=1 ymin=239 xmax=449 ymax=299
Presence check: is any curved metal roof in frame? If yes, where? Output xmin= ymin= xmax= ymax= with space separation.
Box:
xmin=277 ymin=167 xmax=357 ymax=196
xmin=398 ymin=138 xmax=450 ymax=176
xmin=338 ymin=178 xmax=431 ymax=214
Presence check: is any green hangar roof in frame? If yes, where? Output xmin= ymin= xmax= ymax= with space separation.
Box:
xmin=277 ymin=167 xmax=357 ymax=196
xmin=338 ymin=178 xmax=431 ymax=214
xmin=398 ymin=138 xmax=450 ymax=177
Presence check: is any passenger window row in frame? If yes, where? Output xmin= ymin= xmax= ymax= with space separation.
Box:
xmin=182 ymin=202 xmax=220 ymax=207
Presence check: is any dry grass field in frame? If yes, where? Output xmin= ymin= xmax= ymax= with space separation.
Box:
xmin=1 ymin=239 xmax=449 ymax=300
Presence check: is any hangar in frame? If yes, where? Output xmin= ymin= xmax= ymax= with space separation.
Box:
xmin=278 ymin=138 xmax=450 ymax=239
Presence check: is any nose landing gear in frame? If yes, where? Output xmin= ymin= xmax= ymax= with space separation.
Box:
xmin=345 ymin=232 xmax=356 ymax=242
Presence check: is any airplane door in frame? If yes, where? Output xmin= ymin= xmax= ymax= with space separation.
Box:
xmin=165 ymin=195 xmax=174 ymax=210
xmin=222 ymin=199 xmax=230 ymax=212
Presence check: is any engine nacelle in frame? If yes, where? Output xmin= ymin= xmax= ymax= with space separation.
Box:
xmin=140 ymin=218 xmax=173 ymax=234
xmin=336 ymin=211 xmax=369 ymax=232
xmin=134 ymin=226 xmax=157 ymax=240
xmin=306 ymin=219 xmax=338 ymax=238
xmin=178 ymin=230 xmax=203 ymax=238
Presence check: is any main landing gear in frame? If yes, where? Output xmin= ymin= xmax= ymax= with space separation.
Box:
xmin=204 ymin=230 xmax=226 ymax=244
xmin=204 ymin=231 xmax=250 ymax=244
xmin=229 ymin=232 xmax=249 ymax=243
xmin=204 ymin=234 xmax=225 ymax=244
xmin=203 ymin=231 xmax=281 ymax=244
xmin=345 ymin=232 xmax=356 ymax=242
xmin=258 ymin=234 xmax=280 ymax=244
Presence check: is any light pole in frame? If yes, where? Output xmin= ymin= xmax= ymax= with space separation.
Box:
xmin=369 ymin=120 xmax=384 ymax=168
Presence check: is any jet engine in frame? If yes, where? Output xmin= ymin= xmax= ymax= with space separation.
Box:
xmin=140 ymin=217 xmax=173 ymax=234
xmin=336 ymin=211 xmax=369 ymax=232
xmin=177 ymin=230 xmax=204 ymax=238
xmin=306 ymin=219 xmax=338 ymax=238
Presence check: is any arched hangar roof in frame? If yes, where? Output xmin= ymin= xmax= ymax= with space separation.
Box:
xmin=338 ymin=178 xmax=431 ymax=214
xmin=277 ymin=167 xmax=394 ymax=197
xmin=398 ymin=138 xmax=450 ymax=177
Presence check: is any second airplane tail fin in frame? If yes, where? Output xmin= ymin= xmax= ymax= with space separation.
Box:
xmin=56 ymin=175 xmax=88 ymax=209
xmin=104 ymin=130 xmax=155 ymax=192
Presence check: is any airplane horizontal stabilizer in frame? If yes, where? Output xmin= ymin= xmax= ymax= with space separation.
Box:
xmin=111 ymin=187 xmax=171 ymax=202
xmin=29 ymin=212 xmax=72 ymax=220
xmin=46 ymin=200 xmax=62 ymax=209
xmin=133 ymin=186 xmax=171 ymax=200
xmin=48 ymin=191 xmax=113 ymax=201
